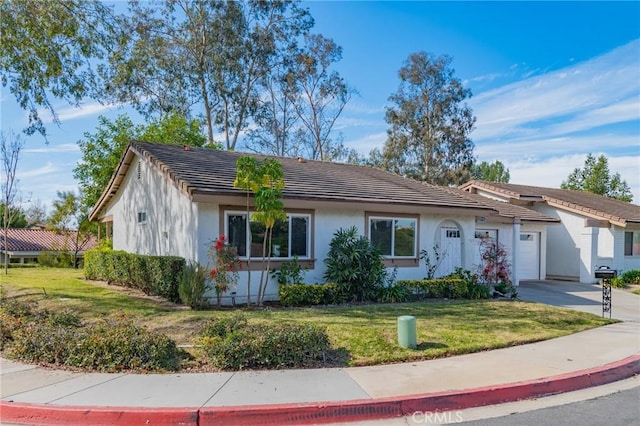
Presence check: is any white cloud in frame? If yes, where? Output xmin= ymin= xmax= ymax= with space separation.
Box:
xmin=23 ymin=143 xmax=80 ymax=154
xmin=505 ymin=153 xmax=640 ymax=204
xmin=470 ymin=39 xmax=640 ymax=143
xmin=36 ymin=101 xmax=119 ymax=124
xmin=345 ymin=132 xmax=387 ymax=156
xmin=17 ymin=162 xmax=57 ymax=179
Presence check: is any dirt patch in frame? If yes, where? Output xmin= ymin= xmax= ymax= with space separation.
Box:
xmin=84 ymin=279 xmax=189 ymax=310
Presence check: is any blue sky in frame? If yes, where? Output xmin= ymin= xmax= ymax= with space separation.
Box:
xmin=1 ymin=1 xmax=639 ymax=212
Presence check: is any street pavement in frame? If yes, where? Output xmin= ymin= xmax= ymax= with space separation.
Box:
xmin=1 ymin=281 xmax=639 ymax=425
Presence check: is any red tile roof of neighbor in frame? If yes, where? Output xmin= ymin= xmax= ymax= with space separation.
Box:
xmin=0 ymin=228 xmax=98 ymax=253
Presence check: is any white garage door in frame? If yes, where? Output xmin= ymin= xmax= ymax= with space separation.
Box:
xmin=519 ymin=232 xmax=540 ymax=280
xmin=437 ymin=227 xmax=462 ymax=277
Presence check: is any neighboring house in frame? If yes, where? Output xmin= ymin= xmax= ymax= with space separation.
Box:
xmin=0 ymin=228 xmax=98 ymax=264
xmin=89 ymin=142 xmax=558 ymax=303
xmin=460 ymin=181 xmax=640 ymax=283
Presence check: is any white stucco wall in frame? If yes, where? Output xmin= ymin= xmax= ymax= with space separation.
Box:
xmin=104 ymin=157 xmax=199 ymax=261
xmin=532 ymin=204 xmax=582 ymax=280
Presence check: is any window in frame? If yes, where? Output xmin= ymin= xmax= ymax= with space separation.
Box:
xmin=226 ymin=211 xmax=310 ymax=259
xmin=625 ymin=231 xmax=640 ymax=256
xmin=369 ymin=216 xmax=417 ymax=257
xmin=137 ymin=211 xmax=147 ymax=224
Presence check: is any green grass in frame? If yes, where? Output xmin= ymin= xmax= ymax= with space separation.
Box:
xmin=1 ymin=267 xmax=616 ymax=368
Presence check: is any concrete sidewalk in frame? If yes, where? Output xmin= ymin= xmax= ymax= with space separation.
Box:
xmin=1 ymin=282 xmax=639 ymax=425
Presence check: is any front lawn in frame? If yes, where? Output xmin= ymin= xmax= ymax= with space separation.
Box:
xmin=1 ymin=267 xmax=616 ymax=369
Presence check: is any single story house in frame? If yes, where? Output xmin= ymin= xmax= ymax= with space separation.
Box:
xmin=89 ymin=142 xmax=558 ymax=303
xmin=460 ymin=180 xmax=640 ymax=283
xmin=0 ymin=228 xmax=98 ymax=264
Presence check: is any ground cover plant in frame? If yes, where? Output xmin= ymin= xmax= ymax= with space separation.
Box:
xmin=1 ymin=267 xmax=616 ymax=371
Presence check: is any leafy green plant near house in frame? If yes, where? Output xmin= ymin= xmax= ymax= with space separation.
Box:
xmin=324 ymin=226 xmax=388 ymax=302
xmin=208 ymin=235 xmax=240 ymax=307
xmin=611 ymin=269 xmax=640 ymax=288
xmin=272 ymin=255 xmax=307 ymax=286
xmin=178 ymin=262 xmax=211 ymax=309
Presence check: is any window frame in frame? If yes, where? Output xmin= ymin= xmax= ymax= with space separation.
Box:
xmin=224 ymin=209 xmax=312 ymax=261
xmin=366 ymin=213 xmax=419 ymax=260
xmin=624 ymin=231 xmax=640 ymax=256
xmin=137 ymin=211 xmax=147 ymax=225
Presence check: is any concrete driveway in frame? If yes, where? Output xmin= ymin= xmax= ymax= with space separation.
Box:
xmin=517 ymin=280 xmax=640 ymax=323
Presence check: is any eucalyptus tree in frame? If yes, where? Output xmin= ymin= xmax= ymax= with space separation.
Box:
xmin=1 ymin=0 xmax=117 ymax=139
xmin=102 ymin=0 xmax=313 ymax=149
xmin=287 ymin=34 xmax=353 ymax=161
xmin=382 ymin=52 xmax=476 ymax=186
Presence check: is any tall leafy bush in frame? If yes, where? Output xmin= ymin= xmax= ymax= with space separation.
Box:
xmin=324 ymin=226 xmax=387 ymax=302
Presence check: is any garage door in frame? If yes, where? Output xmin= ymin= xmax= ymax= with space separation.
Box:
xmin=518 ymin=232 xmax=540 ymax=280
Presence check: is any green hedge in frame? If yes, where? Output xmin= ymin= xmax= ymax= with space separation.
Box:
xmin=200 ymin=314 xmax=330 ymax=370
xmin=397 ymin=278 xmax=489 ymax=300
xmin=85 ymin=249 xmax=185 ymax=302
xmin=278 ymin=283 xmax=340 ymax=307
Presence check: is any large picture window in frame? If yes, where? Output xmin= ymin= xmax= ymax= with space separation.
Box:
xmin=625 ymin=231 xmax=640 ymax=256
xmin=226 ymin=211 xmax=310 ymax=259
xmin=369 ymin=216 xmax=417 ymax=258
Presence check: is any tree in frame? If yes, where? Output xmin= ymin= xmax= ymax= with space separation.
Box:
xmin=1 ymin=0 xmax=117 ymax=139
xmin=471 ymin=160 xmax=510 ymax=183
xmin=561 ymin=154 xmax=633 ymax=202
xmin=0 ymin=204 xmax=28 ymax=229
xmin=47 ymin=191 xmax=94 ymax=269
xmin=1 ymin=131 xmax=23 ymax=273
xmin=102 ymin=0 xmax=312 ymax=149
xmin=74 ymin=112 xmax=208 ymax=211
xmin=381 ymin=52 xmax=476 ymax=186
xmin=288 ymin=34 xmax=353 ymax=161
xmin=25 ymin=199 xmax=48 ymax=226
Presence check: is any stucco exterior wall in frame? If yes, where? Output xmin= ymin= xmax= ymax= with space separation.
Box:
xmin=532 ymin=204 xmax=581 ymax=280
xmin=104 ymin=157 xmax=198 ymax=261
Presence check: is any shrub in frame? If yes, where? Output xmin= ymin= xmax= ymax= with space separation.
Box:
xmin=376 ymin=284 xmax=411 ymax=303
xmin=397 ymin=278 xmax=465 ymax=299
xmin=324 ymin=226 xmax=387 ymax=302
xmin=201 ymin=320 xmax=330 ymax=370
xmin=278 ymin=283 xmax=339 ymax=307
xmin=272 ymin=256 xmax=307 ymax=286
xmin=201 ymin=313 xmax=249 ymax=338
xmin=621 ymin=269 xmax=640 ymax=285
xmin=179 ymin=262 xmax=211 ymax=309
xmin=38 ymin=251 xmax=75 ymax=268
xmin=85 ymin=249 xmax=185 ymax=302
xmin=9 ymin=320 xmax=180 ymax=372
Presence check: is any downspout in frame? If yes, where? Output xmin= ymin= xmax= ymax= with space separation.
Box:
xmin=512 ymin=217 xmax=521 ymax=286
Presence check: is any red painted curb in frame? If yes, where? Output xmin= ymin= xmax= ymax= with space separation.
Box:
xmin=2 ymin=354 xmax=638 ymax=426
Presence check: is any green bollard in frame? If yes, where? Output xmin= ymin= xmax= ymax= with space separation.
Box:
xmin=397 ymin=315 xmax=417 ymax=349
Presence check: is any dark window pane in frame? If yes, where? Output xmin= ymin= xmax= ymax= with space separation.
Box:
xmin=249 ymin=219 xmax=266 ymax=257
xmin=394 ymin=219 xmax=415 ymax=256
xmin=228 ymin=215 xmax=247 ymax=257
xmin=371 ymin=219 xmax=392 ymax=256
xmin=270 ymin=218 xmax=289 ymax=258
xmin=291 ymin=216 xmax=308 ymax=257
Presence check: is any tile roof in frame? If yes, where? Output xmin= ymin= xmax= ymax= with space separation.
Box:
xmin=0 ymin=228 xmax=98 ymax=253
xmin=461 ymin=180 xmax=640 ymax=226
xmin=443 ymin=187 xmax=560 ymax=223
xmin=92 ymin=141 xmax=500 ymax=219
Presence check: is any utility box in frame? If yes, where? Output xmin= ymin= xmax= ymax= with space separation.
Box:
xmin=397 ymin=315 xmax=417 ymax=349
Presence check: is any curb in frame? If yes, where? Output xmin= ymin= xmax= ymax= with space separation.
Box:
xmin=2 ymin=354 xmax=638 ymax=426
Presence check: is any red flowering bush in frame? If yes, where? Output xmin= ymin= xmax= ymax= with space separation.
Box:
xmin=477 ymin=238 xmax=517 ymax=298
xmin=208 ymin=235 xmax=240 ymax=307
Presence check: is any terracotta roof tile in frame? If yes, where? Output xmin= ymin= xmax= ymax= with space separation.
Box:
xmin=0 ymin=228 xmax=98 ymax=253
